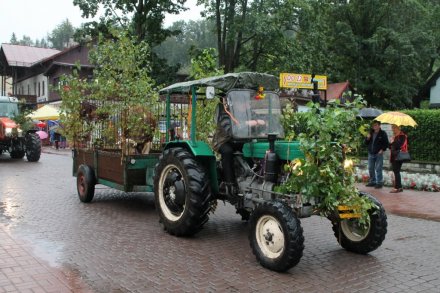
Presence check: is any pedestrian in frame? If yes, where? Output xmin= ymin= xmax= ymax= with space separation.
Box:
xmin=365 ymin=120 xmax=389 ymax=188
xmin=389 ymin=124 xmax=408 ymax=193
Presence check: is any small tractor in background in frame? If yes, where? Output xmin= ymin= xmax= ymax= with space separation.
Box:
xmin=0 ymin=96 xmax=41 ymax=162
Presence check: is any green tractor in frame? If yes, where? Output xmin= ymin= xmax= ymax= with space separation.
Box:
xmin=155 ymin=72 xmax=387 ymax=271
xmin=73 ymin=72 xmax=387 ymax=272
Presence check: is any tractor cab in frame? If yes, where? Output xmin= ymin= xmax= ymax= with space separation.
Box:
xmin=0 ymin=96 xmax=19 ymax=118
xmin=226 ymin=89 xmax=284 ymax=140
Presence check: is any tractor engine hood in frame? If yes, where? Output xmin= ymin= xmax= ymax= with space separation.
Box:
xmin=0 ymin=117 xmax=17 ymax=128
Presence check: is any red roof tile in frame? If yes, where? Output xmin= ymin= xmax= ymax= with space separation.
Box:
xmin=326 ymin=81 xmax=350 ymax=100
xmin=1 ymin=44 xmax=60 ymax=67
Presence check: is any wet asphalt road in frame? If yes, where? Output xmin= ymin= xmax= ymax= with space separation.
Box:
xmin=1 ymin=152 xmax=440 ymax=292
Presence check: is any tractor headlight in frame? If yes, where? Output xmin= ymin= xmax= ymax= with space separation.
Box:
xmin=5 ymin=127 xmax=22 ymax=137
xmin=343 ymin=159 xmax=354 ymax=169
xmin=5 ymin=127 xmax=13 ymax=136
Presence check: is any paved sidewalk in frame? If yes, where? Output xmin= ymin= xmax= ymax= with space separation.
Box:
xmin=357 ymin=183 xmax=440 ymax=221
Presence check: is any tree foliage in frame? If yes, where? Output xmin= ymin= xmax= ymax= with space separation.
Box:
xmin=73 ymin=0 xmax=187 ymax=45
xmin=279 ymin=99 xmax=374 ymax=223
xmin=49 ymin=19 xmax=75 ymax=49
xmin=190 ymin=48 xmax=224 ymax=142
xmin=154 ymin=19 xmax=217 ymax=68
xmin=59 ymin=30 xmax=158 ymax=155
xmin=184 ymin=0 xmax=439 ymax=108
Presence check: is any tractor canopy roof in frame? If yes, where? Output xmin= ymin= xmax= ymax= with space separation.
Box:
xmin=159 ymin=72 xmax=279 ymax=96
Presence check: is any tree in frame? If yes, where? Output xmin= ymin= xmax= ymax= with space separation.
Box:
xmin=49 ymin=19 xmax=76 ymax=49
xmin=154 ymin=19 xmax=217 ymax=67
xmin=73 ymin=0 xmax=187 ymax=45
xmin=59 ymin=30 xmax=158 ymax=155
xmin=327 ymin=0 xmax=440 ymax=108
xmin=197 ymin=0 xmax=305 ymax=73
xmin=197 ymin=0 xmax=248 ymax=72
xmin=18 ymin=35 xmax=34 ymax=46
xmin=10 ymin=33 xmax=18 ymax=44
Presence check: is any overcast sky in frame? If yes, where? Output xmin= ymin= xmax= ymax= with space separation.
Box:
xmin=0 ymin=0 xmax=202 ymax=45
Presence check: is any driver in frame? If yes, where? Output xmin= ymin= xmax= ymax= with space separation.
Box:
xmin=212 ymin=96 xmax=265 ymax=196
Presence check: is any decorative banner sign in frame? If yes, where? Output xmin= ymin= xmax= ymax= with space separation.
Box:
xmin=280 ymin=73 xmax=327 ymax=90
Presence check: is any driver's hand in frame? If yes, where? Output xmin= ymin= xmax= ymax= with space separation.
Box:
xmin=245 ymin=120 xmax=258 ymax=126
xmin=256 ymin=120 xmax=265 ymax=125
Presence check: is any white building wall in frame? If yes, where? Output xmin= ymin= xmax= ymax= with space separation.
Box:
xmin=430 ymin=78 xmax=440 ymax=105
xmin=15 ymin=74 xmax=49 ymax=102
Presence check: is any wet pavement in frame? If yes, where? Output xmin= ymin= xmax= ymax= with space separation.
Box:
xmin=0 ymin=149 xmax=439 ymax=292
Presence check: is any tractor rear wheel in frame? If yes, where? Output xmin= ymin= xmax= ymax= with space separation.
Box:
xmin=154 ymin=147 xmax=211 ymax=236
xmin=249 ymin=201 xmax=304 ymax=272
xmin=331 ymin=192 xmax=387 ymax=254
xmin=77 ymin=165 xmax=96 ymax=203
xmin=25 ymin=133 xmax=41 ymax=162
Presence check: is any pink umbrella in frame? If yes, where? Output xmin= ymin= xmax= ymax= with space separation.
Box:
xmin=36 ymin=130 xmax=48 ymax=140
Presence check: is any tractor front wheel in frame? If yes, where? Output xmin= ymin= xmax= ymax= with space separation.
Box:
xmin=332 ymin=192 xmax=387 ymax=254
xmin=25 ymin=133 xmax=41 ymax=162
xmin=249 ymin=201 xmax=304 ymax=272
xmin=154 ymin=147 xmax=211 ymax=236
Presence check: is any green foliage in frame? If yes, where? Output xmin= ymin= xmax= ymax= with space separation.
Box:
xmin=279 ymin=99 xmax=375 ymax=223
xmin=73 ymin=0 xmax=186 ymax=45
xmin=59 ymin=30 xmax=158 ymax=154
xmin=154 ymin=19 xmax=217 ymax=68
xmin=401 ymin=109 xmax=440 ymax=162
xmin=12 ymin=101 xmax=35 ymax=132
xmin=49 ymin=19 xmax=75 ymax=50
xmin=189 ymin=48 xmax=223 ymax=142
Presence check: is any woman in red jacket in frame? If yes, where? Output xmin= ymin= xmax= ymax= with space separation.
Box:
xmin=389 ymin=124 xmax=408 ymax=193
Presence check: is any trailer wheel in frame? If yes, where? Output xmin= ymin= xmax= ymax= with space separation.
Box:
xmin=77 ymin=165 xmax=96 ymax=203
xmin=332 ymin=192 xmax=387 ymax=254
xmin=249 ymin=201 xmax=304 ymax=272
xmin=154 ymin=147 xmax=211 ymax=236
xmin=25 ymin=133 xmax=41 ymax=162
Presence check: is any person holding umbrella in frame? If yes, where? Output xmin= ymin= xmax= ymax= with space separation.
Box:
xmin=389 ymin=124 xmax=409 ymax=193
xmin=364 ymin=120 xmax=389 ymax=188
xmin=374 ymin=111 xmax=417 ymax=193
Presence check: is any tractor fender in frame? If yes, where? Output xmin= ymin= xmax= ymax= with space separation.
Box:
xmin=163 ymin=141 xmax=219 ymax=194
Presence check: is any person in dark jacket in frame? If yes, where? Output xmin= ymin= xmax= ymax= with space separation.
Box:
xmin=365 ymin=120 xmax=389 ymax=188
xmin=389 ymin=124 xmax=407 ymax=193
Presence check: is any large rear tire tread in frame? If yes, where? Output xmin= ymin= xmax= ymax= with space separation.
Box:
xmin=25 ymin=133 xmax=41 ymax=162
xmin=10 ymin=150 xmax=25 ymax=159
xmin=332 ymin=192 xmax=387 ymax=254
xmin=154 ymin=147 xmax=212 ymax=236
xmin=249 ymin=201 xmax=304 ymax=272
xmin=77 ymin=164 xmax=96 ymax=203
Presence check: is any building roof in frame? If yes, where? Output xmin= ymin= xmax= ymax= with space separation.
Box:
xmin=0 ymin=44 xmax=60 ymax=67
xmin=326 ymin=81 xmax=351 ymax=100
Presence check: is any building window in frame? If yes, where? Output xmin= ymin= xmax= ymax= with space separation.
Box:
xmin=34 ymin=82 xmax=37 ymax=95
xmin=27 ymin=84 xmax=30 ymax=95
xmin=42 ymin=81 xmax=45 ymax=96
xmin=38 ymin=82 xmax=40 ymax=97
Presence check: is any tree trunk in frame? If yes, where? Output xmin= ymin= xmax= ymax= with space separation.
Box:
xmin=232 ymin=0 xmax=247 ymax=70
xmin=216 ymin=0 xmax=224 ymax=66
xmin=224 ymin=0 xmax=236 ymax=73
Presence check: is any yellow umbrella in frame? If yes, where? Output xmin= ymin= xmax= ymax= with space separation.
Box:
xmin=28 ymin=105 xmax=60 ymax=120
xmin=374 ymin=111 xmax=417 ymax=127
